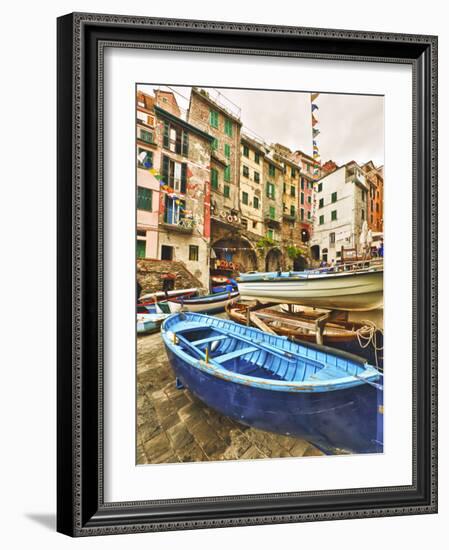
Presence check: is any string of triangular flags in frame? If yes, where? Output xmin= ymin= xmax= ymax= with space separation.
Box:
xmin=310 ymin=92 xmax=321 ymax=226
xmin=137 ymin=152 xmax=185 ymax=208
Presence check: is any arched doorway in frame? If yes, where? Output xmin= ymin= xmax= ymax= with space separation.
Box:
xmin=212 ymin=237 xmax=258 ymax=275
xmin=265 ymin=248 xmax=282 ymax=271
xmin=310 ymin=244 xmax=320 ymax=261
xmin=293 ymin=255 xmax=307 ymax=271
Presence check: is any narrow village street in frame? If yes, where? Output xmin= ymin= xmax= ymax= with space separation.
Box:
xmin=137 ymin=318 xmax=323 ymax=464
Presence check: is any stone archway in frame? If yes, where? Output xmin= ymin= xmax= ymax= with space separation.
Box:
xmin=310 ymin=244 xmax=320 ymax=261
xmin=212 ymin=236 xmax=258 ymax=275
xmin=293 ymin=255 xmax=308 ymax=271
xmin=265 ymin=248 xmax=282 ymax=272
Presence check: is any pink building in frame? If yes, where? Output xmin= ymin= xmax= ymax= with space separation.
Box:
xmin=136 ymin=91 xmax=160 ymax=259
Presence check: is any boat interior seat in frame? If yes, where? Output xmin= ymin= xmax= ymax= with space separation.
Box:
xmin=213 ymin=346 xmax=258 ymax=364
xmin=191 ymin=334 xmax=228 ymax=347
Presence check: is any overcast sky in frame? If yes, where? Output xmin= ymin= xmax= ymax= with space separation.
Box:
xmin=139 ymin=84 xmax=384 ymax=167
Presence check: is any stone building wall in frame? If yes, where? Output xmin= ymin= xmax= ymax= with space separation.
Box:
xmin=137 ymin=259 xmax=206 ymax=295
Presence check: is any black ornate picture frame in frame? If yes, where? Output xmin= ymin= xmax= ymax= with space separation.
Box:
xmin=57 ymin=12 xmax=438 ymax=536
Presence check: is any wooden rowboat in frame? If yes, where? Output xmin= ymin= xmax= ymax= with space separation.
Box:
xmin=226 ymin=303 xmax=364 ymax=345
xmin=172 ymin=290 xmax=239 ymax=314
xmin=162 ymin=313 xmax=383 ymax=455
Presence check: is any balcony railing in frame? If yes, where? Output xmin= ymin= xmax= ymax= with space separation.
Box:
xmin=161 ymin=218 xmax=195 ymax=233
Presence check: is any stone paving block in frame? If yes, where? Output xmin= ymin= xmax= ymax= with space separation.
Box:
xmin=166 ymin=423 xmax=194 ymax=450
xmin=303 ymin=444 xmax=324 ymax=457
xmin=288 ymin=439 xmax=311 ymax=457
xmin=175 ymin=440 xmax=208 ymax=463
xmin=143 ymin=432 xmax=172 ymax=461
xmin=138 ymin=417 xmax=162 ymax=443
xmin=240 ymin=445 xmax=267 ymax=460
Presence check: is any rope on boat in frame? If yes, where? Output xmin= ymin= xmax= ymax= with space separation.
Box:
xmin=355 ymin=320 xmax=384 ymax=371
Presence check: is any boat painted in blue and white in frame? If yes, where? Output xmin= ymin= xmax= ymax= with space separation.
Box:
xmin=161 ymin=312 xmax=383 ymax=454
xmin=173 ymin=290 xmax=239 ymax=314
xmin=137 ymin=313 xmax=170 ymax=335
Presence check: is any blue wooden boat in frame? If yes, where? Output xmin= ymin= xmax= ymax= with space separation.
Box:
xmin=173 ymin=290 xmax=239 ymax=314
xmin=137 ymin=313 xmax=170 ymax=335
xmin=161 ymin=313 xmax=383 ymax=455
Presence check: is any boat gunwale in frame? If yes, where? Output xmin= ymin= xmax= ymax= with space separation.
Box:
xmin=161 ymin=313 xmax=381 ymax=393
xmin=237 ymin=268 xmax=383 ymax=285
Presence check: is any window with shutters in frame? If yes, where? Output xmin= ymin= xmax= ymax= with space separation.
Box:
xmin=137 ymin=187 xmax=152 ymax=211
xmin=243 ymin=145 xmax=249 ymax=158
xmin=253 ymin=196 xmax=259 ymax=209
xmin=162 ymin=121 xmax=188 ymax=156
xmin=331 ymin=191 xmax=337 ymax=203
xmin=300 ymin=192 xmax=304 ymax=205
xmin=301 ymin=179 xmax=305 ymax=190
xmin=161 ymin=156 xmax=187 ymax=193
xmin=224 ymin=119 xmax=233 ymax=137
xmin=266 ymin=182 xmax=275 ymax=199
xmin=318 ymin=182 xmax=323 ymax=192
xmin=254 ymin=171 xmax=260 ymax=183
xmin=319 ymin=214 xmax=324 ymax=225
xmin=164 ymin=196 xmax=186 ymax=225
xmin=267 ymin=229 xmax=274 ymax=240
xmin=136 ymin=240 xmax=146 ymax=258
xmin=242 ymin=191 xmax=249 ymax=205
xmin=300 ymin=208 xmax=304 ymax=221
xmin=307 ymin=210 xmax=311 ymax=220
xmin=254 ymin=152 xmax=260 ymax=164
xmin=291 ymin=167 xmax=296 ymax=178
xmin=291 ymin=185 xmax=296 ymax=197
xmin=211 ymin=168 xmax=219 ymax=190
xmin=319 ymin=198 xmax=324 ymax=209
xmin=210 ymin=110 xmax=219 ymax=128
xmin=224 ymin=165 xmax=231 ymax=182
xmin=268 ymin=164 xmax=275 ymax=177
xmin=290 ymin=204 xmax=296 ymax=217
xmin=211 ymin=138 xmax=219 ymax=151
xmin=139 ymin=129 xmax=154 ymax=144
xmin=189 ymin=245 xmax=199 ymax=261
xmin=223 ymin=185 xmax=230 ymax=198
xmin=224 ymin=143 xmax=231 ymax=159
xmin=269 ymin=206 xmax=276 ymax=220
xmin=242 ymin=165 xmax=249 ymax=178
xmin=137 ymin=148 xmax=153 ymax=167
xmin=331 ymin=210 xmax=337 ymax=221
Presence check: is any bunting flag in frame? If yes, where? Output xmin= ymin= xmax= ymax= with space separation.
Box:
xmin=312 ymin=128 xmax=320 ymax=138
xmin=311 ymin=114 xmax=319 ymax=127
xmin=311 ymin=92 xmax=320 ymax=102
xmin=311 ymin=103 xmax=319 ymax=112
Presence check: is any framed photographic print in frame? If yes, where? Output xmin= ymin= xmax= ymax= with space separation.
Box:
xmin=57 ymin=12 xmax=438 ymax=536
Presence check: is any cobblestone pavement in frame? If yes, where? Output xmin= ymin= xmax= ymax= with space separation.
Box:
xmin=137 ymin=324 xmax=323 ymax=464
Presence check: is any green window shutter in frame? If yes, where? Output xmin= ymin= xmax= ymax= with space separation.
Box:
xmin=269 ymin=164 xmax=275 ymax=177
xmin=307 ymin=210 xmax=311 ymax=220
xmin=224 ymin=165 xmax=231 ymax=182
xmin=136 ymin=240 xmax=146 ymax=258
xmin=300 ymin=208 xmax=304 ymax=221
xmin=211 ymin=138 xmax=218 ymax=151
xmin=301 ymin=192 xmax=304 ymax=205
xmin=175 ymin=128 xmax=182 ymax=154
xmin=269 ymin=206 xmax=275 ymax=219
xmin=224 ymin=143 xmax=231 ymax=159
xmin=242 ymin=191 xmax=248 ymax=205
xmin=181 ymin=163 xmax=187 ymax=194
xmin=290 ymin=205 xmax=295 ymax=216
xmin=210 ymin=110 xmax=219 ymax=128
xmin=224 ymin=119 xmax=233 ymax=137
xmin=243 ymin=145 xmax=249 ymax=157
xmin=182 ymin=131 xmax=189 ymax=156
xmin=254 ymin=152 xmax=260 ymax=164
xmin=254 ymin=172 xmax=260 ymax=183
xmin=137 ymin=187 xmax=152 ymax=211
xmin=318 ymin=182 xmax=323 ymax=192
xmin=253 ymin=197 xmax=259 ymax=209
xmin=319 ymin=198 xmax=324 ymax=208
xmin=224 ymin=185 xmax=230 ymax=198
xmin=211 ymin=168 xmax=218 ymax=190
xmin=331 ymin=210 xmax=337 ymax=221
xmin=331 ymin=191 xmax=337 ymax=203
xmin=162 ymin=155 xmax=169 ymax=185
xmin=291 ymin=185 xmax=295 ymax=197
xmin=267 ymin=229 xmax=274 ymax=239
xmin=163 ymin=121 xmax=169 ymax=148
xmin=319 ymin=215 xmax=324 ymax=225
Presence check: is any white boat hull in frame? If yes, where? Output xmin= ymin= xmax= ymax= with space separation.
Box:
xmin=179 ymin=295 xmax=238 ymax=314
xmin=238 ymin=270 xmax=383 ymax=311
